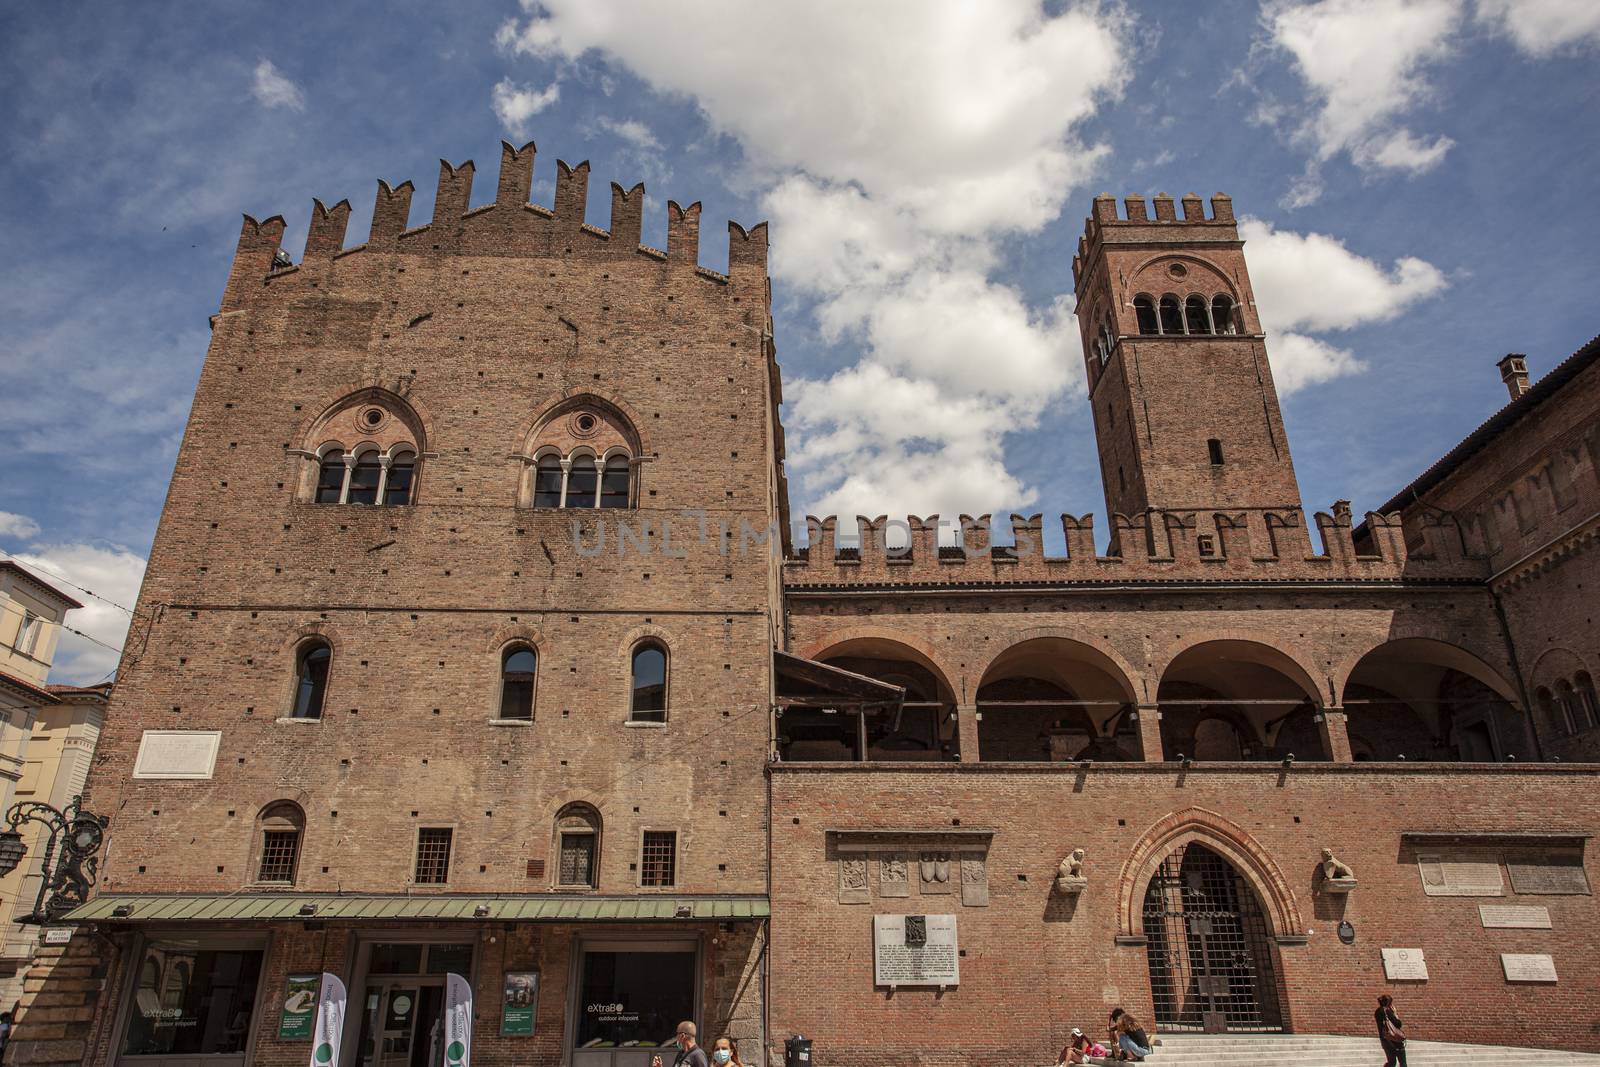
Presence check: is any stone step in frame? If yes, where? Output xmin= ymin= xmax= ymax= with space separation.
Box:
xmin=1092 ymin=1033 xmax=1600 ymax=1067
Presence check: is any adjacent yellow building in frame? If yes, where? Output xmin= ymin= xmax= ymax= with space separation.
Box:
xmin=0 ymin=560 xmax=109 ymax=1007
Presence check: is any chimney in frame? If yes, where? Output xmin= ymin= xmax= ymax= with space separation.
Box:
xmin=1497 ymin=353 xmax=1530 ymax=401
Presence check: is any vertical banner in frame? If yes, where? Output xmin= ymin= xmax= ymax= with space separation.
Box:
xmin=310 ymin=972 xmax=347 ymax=1067
xmin=445 ymin=972 xmax=473 ymax=1067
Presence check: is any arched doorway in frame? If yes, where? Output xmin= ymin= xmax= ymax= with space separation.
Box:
xmin=1143 ymin=843 xmax=1284 ymax=1033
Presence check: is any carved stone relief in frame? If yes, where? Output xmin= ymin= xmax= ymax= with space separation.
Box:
xmin=919 ymin=851 xmax=954 ymax=894
xmin=960 ymin=855 xmax=989 ymax=907
xmin=839 ymin=857 xmax=870 ymax=904
xmin=880 ymin=854 xmax=910 ymax=898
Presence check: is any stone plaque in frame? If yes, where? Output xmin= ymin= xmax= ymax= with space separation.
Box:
xmin=918 ymin=852 xmax=954 ymax=895
xmin=1417 ymin=852 xmax=1503 ymax=897
xmin=873 ymin=913 xmax=959 ymax=986
xmin=839 ymin=858 xmax=869 ymax=905
xmin=1479 ymin=904 xmax=1552 ymax=929
xmin=1507 ymin=852 xmax=1591 ymax=896
xmin=959 ymin=855 xmax=989 ymax=907
xmin=41 ymin=928 xmax=72 ymax=945
xmin=1501 ymin=953 xmax=1558 ymax=982
xmin=879 ymin=854 xmax=910 ymax=898
xmin=1380 ymin=948 xmax=1428 ymax=981
xmin=132 ymin=730 xmax=222 ymax=780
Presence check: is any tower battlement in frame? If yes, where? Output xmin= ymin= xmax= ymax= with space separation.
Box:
xmin=1072 ymin=191 xmax=1236 ymax=286
xmin=223 ymin=138 xmax=768 ymax=312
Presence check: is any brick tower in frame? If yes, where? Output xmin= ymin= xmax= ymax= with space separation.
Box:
xmin=1071 ymin=192 xmax=1302 ymax=523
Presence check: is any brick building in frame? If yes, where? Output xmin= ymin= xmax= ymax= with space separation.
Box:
xmin=5 ymin=141 xmax=1597 ymax=1067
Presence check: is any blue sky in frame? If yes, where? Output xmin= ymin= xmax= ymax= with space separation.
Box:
xmin=2 ymin=0 xmax=1597 ymax=681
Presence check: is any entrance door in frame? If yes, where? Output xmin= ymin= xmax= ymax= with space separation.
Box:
xmin=571 ymin=940 xmax=699 ymax=1067
xmin=357 ymin=981 xmax=446 ymax=1067
xmin=1143 ymin=843 xmax=1283 ymax=1033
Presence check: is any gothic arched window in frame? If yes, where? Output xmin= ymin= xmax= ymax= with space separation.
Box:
xmin=1211 ymin=294 xmax=1238 ymax=335
xmin=1185 ymin=295 xmax=1211 ymax=335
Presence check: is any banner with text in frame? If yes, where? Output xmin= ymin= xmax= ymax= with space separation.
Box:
xmin=446 ymin=971 xmax=473 ymax=1067
xmin=310 ymin=972 xmax=347 ymax=1067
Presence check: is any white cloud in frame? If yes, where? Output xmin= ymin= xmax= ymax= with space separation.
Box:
xmin=1263 ymin=0 xmax=1459 ymax=184
xmin=10 ymin=544 xmax=146 ymax=685
xmin=1241 ymin=217 xmax=1448 ymax=392
xmin=1476 ymin=0 xmax=1600 ymax=54
xmin=491 ymin=77 xmax=561 ymax=139
xmin=596 ymin=117 xmax=660 ymax=150
xmin=0 ymin=512 xmax=40 ymax=540
xmin=498 ymin=0 xmax=1129 ymax=520
xmin=251 ymin=59 xmax=305 ymax=112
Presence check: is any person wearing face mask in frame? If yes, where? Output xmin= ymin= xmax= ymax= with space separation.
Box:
xmin=711 ymin=1036 xmax=744 ymax=1067
xmin=652 ymin=1021 xmax=708 ymax=1067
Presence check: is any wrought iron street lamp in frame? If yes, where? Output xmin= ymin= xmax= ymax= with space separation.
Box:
xmin=0 ymin=795 xmax=109 ymax=924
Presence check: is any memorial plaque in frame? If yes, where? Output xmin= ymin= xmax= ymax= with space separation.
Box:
xmin=873 ymin=913 xmax=959 ymax=987
xmin=1416 ymin=852 xmax=1503 ymax=897
xmin=1501 ymin=953 xmax=1558 ymax=982
xmin=132 ymin=730 xmax=222 ymax=780
xmin=1507 ymin=852 xmax=1590 ymax=896
xmin=1479 ymin=904 xmax=1552 ymax=929
xmin=1380 ymin=948 xmax=1428 ymax=981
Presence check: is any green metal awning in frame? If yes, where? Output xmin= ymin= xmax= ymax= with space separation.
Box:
xmin=60 ymin=894 xmax=770 ymax=925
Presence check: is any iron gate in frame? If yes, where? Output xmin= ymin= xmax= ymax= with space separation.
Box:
xmin=1142 ymin=843 xmax=1283 ymax=1033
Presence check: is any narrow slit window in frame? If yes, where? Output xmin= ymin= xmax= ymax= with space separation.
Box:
xmin=1208 ymin=438 xmax=1224 ymax=466
xmin=499 ymin=646 xmax=537 ymax=720
xmin=293 ymin=642 xmax=332 ymax=720
xmin=630 ymin=643 xmax=668 ymax=721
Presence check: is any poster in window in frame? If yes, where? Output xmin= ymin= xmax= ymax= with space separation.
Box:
xmin=279 ymin=974 xmax=320 ymax=1040
xmin=502 ymin=972 xmax=539 ymax=1036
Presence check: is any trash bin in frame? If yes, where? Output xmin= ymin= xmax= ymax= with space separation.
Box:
xmin=784 ymin=1035 xmax=813 ymax=1067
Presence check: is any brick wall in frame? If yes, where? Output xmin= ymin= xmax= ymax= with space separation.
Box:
xmin=769 ymin=765 xmax=1600 ymax=1067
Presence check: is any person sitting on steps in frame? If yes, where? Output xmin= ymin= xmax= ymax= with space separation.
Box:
xmin=1108 ymin=1007 xmax=1155 ymax=1061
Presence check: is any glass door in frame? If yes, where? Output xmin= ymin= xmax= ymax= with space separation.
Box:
xmin=357 ymin=981 xmax=446 ymax=1067
xmin=571 ymin=940 xmax=700 ymax=1067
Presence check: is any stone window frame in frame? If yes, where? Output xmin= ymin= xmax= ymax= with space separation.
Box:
xmin=528 ymin=444 xmax=636 ymax=509
xmin=312 ymin=440 xmax=420 ymax=507
xmin=553 ymin=802 xmax=603 ymax=891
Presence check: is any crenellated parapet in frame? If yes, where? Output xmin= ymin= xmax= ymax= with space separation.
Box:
xmin=223 ymin=137 xmax=767 ymax=311
xmin=784 ymin=506 xmax=1490 ymax=586
xmin=1072 ymin=190 xmax=1237 ymax=288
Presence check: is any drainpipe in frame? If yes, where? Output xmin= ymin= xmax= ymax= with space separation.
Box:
xmin=1489 ymin=586 xmax=1544 ymax=761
